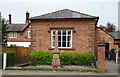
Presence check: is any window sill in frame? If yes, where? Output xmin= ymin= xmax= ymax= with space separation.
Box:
xmin=49 ymin=48 xmax=75 ymax=50
xmin=9 ymin=37 xmax=17 ymax=39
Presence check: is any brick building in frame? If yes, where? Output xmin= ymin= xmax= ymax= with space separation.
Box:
xmin=95 ymin=27 xmax=115 ymax=58
xmin=29 ymin=9 xmax=116 ymax=58
xmin=6 ymin=11 xmax=31 ymax=47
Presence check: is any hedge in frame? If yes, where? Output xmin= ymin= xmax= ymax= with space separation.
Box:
xmin=3 ymin=51 xmax=15 ymax=66
xmin=60 ymin=52 xmax=93 ymax=66
xmin=29 ymin=51 xmax=93 ymax=66
xmin=29 ymin=52 xmax=53 ymax=65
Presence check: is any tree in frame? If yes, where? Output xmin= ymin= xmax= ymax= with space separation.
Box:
xmin=105 ymin=22 xmax=116 ymax=32
xmin=99 ymin=22 xmax=116 ymax=32
xmin=0 ymin=12 xmax=8 ymax=46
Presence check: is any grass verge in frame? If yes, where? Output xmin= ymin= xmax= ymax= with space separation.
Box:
xmin=6 ymin=68 xmax=103 ymax=73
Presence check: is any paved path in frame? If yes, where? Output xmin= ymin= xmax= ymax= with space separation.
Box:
xmin=2 ymin=61 xmax=119 ymax=75
xmin=105 ymin=61 xmax=118 ymax=75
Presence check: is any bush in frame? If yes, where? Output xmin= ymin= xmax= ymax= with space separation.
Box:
xmin=29 ymin=52 xmax=53 ymax=65
xmin=29 ymin=51 xmax=93 ymax=66
xmin=3 ymin=51 xmax=15 ymax=66
xmin=60 ymin=52 xmax=93 ymax=66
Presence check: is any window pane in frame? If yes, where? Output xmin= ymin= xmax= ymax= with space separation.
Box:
xmin=14 ymin=32 xmax=16 ymax=37
xmin=53 ymin=36 xmax=55 ymax=42
xmin=28 ymin=32 xmax=31 ymax=38
xmin=67 ymin=36 xmax=71 ymax=42
xmin=29 ymin=32 xmax=31 ymax=38
xmin=62 ymin=42 xmax=66 ymax=47
xmin=67 ymin=42 xmax=70 ymax=47
xmin=58 ymin=31 xmax=61 ymax=35
xmin=10 ymin=33 xmax=12 ymax=37
xmin=63 ymin=31 xmax=66 ymax=35
xmin=53 ymin=31 xmax=56 ymax=35
xmin=12 ymin=33 xmax=14 ymax=37
xmin=68 ymin=31 xmax=71 ymax=35
xmin=13 ymin=32 xmax=16 ymax=37
xmin=58 ymin=36 xmax=61 ymax=42
xmin=58 ymin=42 xmax=61 ymax=47
xmin=53 ymin=42 xmax=55 ymax=47
xmin=62 ymin=36 xmax=66 ymax=42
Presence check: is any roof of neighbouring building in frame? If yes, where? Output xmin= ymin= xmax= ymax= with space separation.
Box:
xmin=107 ymin=32 xmax=120 ymax=40
xmin=6 ymin=24 xmax=29 ymax=32
xmin=29 ymin=9 xmax=99 ymax=20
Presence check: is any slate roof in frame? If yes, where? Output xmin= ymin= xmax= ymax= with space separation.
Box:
xmin=6 ymin=24 xmax=27 ymax=32
xmin=107 ymin=32 xmax=120 ymax=40
xmin=30 ymin=9 xmax=99 ymax=20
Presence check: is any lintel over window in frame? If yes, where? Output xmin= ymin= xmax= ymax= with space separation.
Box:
xmin=50 ymin=27 xmax=74 ymax=30
xmin=48 ymin=27 xmax=76 ymax=33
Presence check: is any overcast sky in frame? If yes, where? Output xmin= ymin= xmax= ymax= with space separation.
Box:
xmin=1 ymin=0 xmax=119 ymax=28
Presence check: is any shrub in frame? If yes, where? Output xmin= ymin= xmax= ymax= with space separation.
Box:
xmin=60 ymin=52 xmax=93 ymax=66
xmin=3 ymin=51 xmax=15 ymax=66
xmin=29 ymin=52 xmax=53 ymax=65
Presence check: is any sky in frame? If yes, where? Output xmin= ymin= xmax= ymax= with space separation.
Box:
xmin=0 ymin=0 xmax=119 ymax=29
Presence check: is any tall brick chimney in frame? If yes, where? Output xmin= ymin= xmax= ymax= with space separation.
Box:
xmin=25 ymin=11 xmax=30 ymax=25
xmin=8 ymin=14 xmax=12 ymax=24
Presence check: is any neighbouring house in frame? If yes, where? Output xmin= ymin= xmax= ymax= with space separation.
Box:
xmin=107 ymin=31 xmax=120 ymax=57
xmin=95 ymin=27 xmax=115 ymax=59
xmin=6 ymin=11 xmax=31 ymax=47
xmin=107 ymin=31 xmax=120 ymax=44
xmin=29 ymin=9 xmax=116 ymax=58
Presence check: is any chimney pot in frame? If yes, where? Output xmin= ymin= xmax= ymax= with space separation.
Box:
xmin=26 ymin=11 xmax=30 ymax=25
xmin=9 ymin=14 xmax=12 ymax=24
xmin=26 ymin=11 xmax=29 ymax=20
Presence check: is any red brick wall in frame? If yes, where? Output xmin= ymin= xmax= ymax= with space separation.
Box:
xmin=96 ymin=28 xmax=114 ymax=49
xmin=94 ymin=28 xmax=114 ymax=57
xmin=31 ymin=19 xmax=96 ymax=53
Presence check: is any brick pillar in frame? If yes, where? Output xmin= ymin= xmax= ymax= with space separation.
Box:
xmin=97 ymin=43 xmax=106 ymax=72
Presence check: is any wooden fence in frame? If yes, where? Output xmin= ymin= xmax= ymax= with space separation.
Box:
xmin=1 ymin=46 xmax=31 ymax=64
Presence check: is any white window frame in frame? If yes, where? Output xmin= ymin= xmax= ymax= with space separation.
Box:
xmin=51 ymin=30 xmax=72 ymax=48
xmin=10 ymin=32 xmax=17 ymax=38
xmin=28 ymin=31 xmax=31 ymax=38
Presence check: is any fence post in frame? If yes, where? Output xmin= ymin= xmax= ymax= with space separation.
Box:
xmin=3 ymin=53 xmax=7 ymax=70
